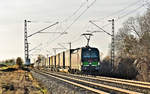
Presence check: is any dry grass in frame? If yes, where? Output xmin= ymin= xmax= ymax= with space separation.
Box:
xmin=0 ymin=68 xmax=47 ymax=94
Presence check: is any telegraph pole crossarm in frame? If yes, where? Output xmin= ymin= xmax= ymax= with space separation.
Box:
xmin=89 ymin=20 xmax=112 ymax=36
xmin=27 ymin=22 xmax=59 ymax=38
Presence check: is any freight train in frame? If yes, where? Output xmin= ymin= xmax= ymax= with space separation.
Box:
xmin=35 ymin=46 xmax=100 ymax=74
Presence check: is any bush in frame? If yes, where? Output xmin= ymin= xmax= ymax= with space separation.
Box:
xmin=16 ymin=57 xmax=23 ymax=69
xmin=115 ymin=57 xmax=138 ymax=79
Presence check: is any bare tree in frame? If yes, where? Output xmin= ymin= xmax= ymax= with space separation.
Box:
xmin=115 ymin=6 xmax=150 ymax=81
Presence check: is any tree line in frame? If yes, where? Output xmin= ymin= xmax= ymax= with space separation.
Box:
xmin=113 ymin=6 xmax=150 ymax=81
xmin=0 ymin=57 xmax=23 ymax=68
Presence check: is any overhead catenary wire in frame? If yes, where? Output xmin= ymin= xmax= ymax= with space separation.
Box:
xmin=42 ymin=0 xmax=144 ymax=55
xmin=63 ymin=0 xmax=96 ymax=33
xmin=31 ymin=1 xmax=92 ymax=52
xmin=61 ymin=2 xmax=87 ymax=23
xmin=90 ymin=1 xmax=146 ymax=33
xmin=31 ymin=0 xmax=147 ymax=57
xmin=92 ymin=0 xmax=142 ymax=22
xmin=58 ymin=1 xmax=87 ymax=33
xmin=117 ymin=4 xmax=145 ymax=20
xmin=40 ymin=0 xmax=97 ymax=49
xmin=29 ymin=43 xmax=42 ymax=52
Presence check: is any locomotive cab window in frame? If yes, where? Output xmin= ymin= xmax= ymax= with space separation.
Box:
xmin=82 ymin=48 xmax=99 ymax=62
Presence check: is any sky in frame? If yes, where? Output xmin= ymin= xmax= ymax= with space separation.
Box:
xmin=0 ymin=0 xmax=148 ymax=61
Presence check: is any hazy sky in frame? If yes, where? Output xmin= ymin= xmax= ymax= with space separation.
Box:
xmin=0 ymin=0 xmax=147 ymax=61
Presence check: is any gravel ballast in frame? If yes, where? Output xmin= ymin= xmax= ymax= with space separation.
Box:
xmin=31 ymin=71 xmax=96 ymax=94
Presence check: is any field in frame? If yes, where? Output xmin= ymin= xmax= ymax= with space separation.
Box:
xmin=0 ymin=66 xmax=47 ymax=94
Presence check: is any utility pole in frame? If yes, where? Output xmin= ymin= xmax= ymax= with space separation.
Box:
xmin=89 ymin=20 xmax=115 ymax=68
xmin=24 ymin=21 xmax=59 ymax=65
xmin=68 ymin=42 xmax=71 ymax=69
xmin=108 ymin=19 xmax=115 ymax=68
xmin=69 ymin=42 xmax=71 ymax=50
xmin=24 ymin=20 xmax=31 ymax=65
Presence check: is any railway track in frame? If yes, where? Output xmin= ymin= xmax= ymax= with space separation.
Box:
xmin=32 ymin=69 xmax=144 ymax=94
xmin=56 ymin=72 xmax=150 ymax=94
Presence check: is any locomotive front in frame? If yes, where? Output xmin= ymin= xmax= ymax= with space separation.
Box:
xmin=81 ymin=47 xmax=100 ymax=72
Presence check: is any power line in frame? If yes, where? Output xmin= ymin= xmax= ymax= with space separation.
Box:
xmin=117 ymin=4 xmax=145 ymax=20
xmin=58 ymin=1 xmax=87 ymax=34
xmin=63 ymin=0 xmax=96 ymax=33
xmin=86 ymin=0 xmax=146 ymax=38
xmin=92 ymin=0 xmax=142 ymax=22
xmin=33 ymin=1 xmax=93 ymax=51
xmin=31 ymin=0 xmax=145 ymax=58
xmin=62 ymin=2 xmax=86 ymax=23
xmin=89 ymin=2 xmax=146 ymax=32
xmin=42 ymin=0 xmax=97 ymax=48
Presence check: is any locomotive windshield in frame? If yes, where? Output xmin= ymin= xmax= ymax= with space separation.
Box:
xmin=82 ymin=52 xmax=90 ymax=58
xmin=91 ymin=51 xmax=99 ymax=58
xmin=82 ymin=48 xmax=99 ymax=62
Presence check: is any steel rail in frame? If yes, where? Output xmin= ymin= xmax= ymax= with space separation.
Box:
xmin=96 ymin=76 xmax=150 ymax=86
xmin=34 ymin=70 xmax=109 ymax=94
xmin=39 ymin=70 xmax=142 ymax=94
xmin=67 ymin=73 xmax=150 ymax=89
xmin=52 ymin=72 xmax=149 ymax=93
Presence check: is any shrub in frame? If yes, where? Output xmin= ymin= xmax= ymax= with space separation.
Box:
xmin=16 ymin=57 xmax=23 ymax=69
